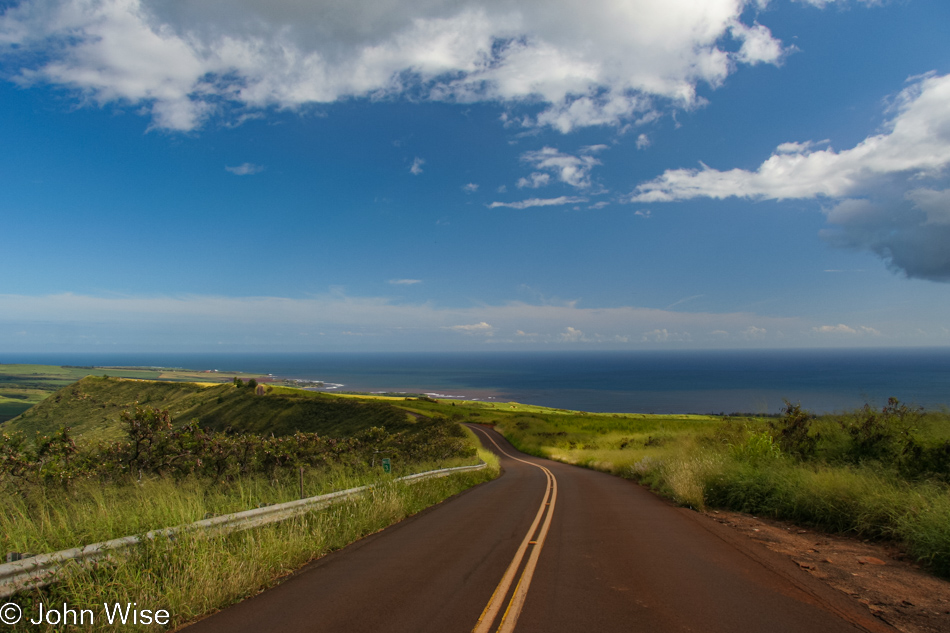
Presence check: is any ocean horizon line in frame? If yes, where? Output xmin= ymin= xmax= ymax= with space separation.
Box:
xmin=3 ymin=348 xmax=948 ymax=415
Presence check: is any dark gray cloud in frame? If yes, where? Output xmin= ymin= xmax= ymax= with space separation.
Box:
xmin=822 ymin=194 xmax=950 ymax=282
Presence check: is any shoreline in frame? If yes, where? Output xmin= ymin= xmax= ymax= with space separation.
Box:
xmin=3 ymin=350 xmax=950 ymax=415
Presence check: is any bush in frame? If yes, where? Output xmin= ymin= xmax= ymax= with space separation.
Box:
xmin=772 ymin=401 xmax=818 ymax=460
xmin=840 ymin=397 xmax=920 ymax=464
xmin=701 ymin=398 xmax=950 ymax=576
xmin=730 ymin=432 xmax=782 ymax=464
xmin=0 ymin=407 xmax=475 ymax=493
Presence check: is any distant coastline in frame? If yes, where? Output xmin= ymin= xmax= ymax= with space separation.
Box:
xmin=2 ymin=348 xmax=948 ymax=415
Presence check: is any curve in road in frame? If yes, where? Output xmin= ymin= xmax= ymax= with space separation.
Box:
xmin=183 ymin=425 xmax=892 ymax=633
xmin=470 ymin=424 xmax=557 ymax=633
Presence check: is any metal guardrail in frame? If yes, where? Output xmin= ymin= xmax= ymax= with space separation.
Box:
xmin=0 ymin=462 xmax=487 ymax=598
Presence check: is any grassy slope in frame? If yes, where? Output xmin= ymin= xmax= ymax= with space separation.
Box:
xmin=5 ymin=377 xmax=413 ymax=443
xmin=476 ymin=401 xmax=950 ymax=577
xmin=6 ymin=377 xmax=723 ymax=449
xmin=1 ymin=363 xmax=718 ymax=438
xmin=187 ymin=385 xmax=413 ymax=436
xmin=1 ymin=370 xmax=503 ymax=627
xmin=0 ymin=363 xmax=265 ymax=424
xmin=381 ymin=396 xmax=725 ymax=456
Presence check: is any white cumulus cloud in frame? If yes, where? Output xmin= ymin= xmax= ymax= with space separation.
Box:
xmin=519 ymin=146 xmax=602 ymax=189
xmin=444 ymin=321 xmax=494 ymax=335
xmin=630 ymin=72 xmax=950 ymax=281
xmin=517 ymin=172 xmax=551 ymax=189
xmin=814 ymin=323 xmax=857 ymax=334
xmin=0 ymin=0 xmax=789 ymax=131
xmin=559 ymin=326 xmax=584 ymax=342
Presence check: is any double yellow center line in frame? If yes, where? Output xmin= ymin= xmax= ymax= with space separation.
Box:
xmin=469 ymin=426 xmax=558 ymax=633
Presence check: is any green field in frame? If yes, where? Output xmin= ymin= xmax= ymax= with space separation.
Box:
xmin=0 ymin=363 xmax=266 ymax=424
xmin=0 ymin=365 xmax=98 ymax=423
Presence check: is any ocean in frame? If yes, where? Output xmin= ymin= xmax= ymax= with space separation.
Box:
xmin=4 ymin=348 xmax=950 ymax=414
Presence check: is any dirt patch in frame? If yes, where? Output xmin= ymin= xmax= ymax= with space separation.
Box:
xmin=705 ymin=510 xmax=950 ymax=633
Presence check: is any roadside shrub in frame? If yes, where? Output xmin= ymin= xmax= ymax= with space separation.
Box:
xmin=706 ymin=459 xmax=793 ymax=516
xmin=839 ymin=397 xmax=920 ymax=465
xmin=895 ymin=487 xmax=950 ymax=575
xmin=658 ymin=451 xmax=723 ymax=510
xmin=730 ymin=432 xmax=782 ymax=464
xmin=0 ymin=431 xmax=38 ymax=491
xmin=0 ymin=427 xmax=82 ymax=491
xmin=0 ymin=407 xmax=475 ymax=494
xmin=901 ymin=439 xmax=950 ymax=481
xmin=772 ymin=401 xmax=819 ymax=460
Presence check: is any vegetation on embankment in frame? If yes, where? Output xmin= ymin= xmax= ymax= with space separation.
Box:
xmin=6 ymin=465 xmax=496 ymax=632
xmin=5 ymin=376 xmax=415 ymax=443
xmin=2 ymin=398 xmax=497 ymax=631
xmin=0 ymin=364 xmax=264 ymax=425
xmin=1 ymin=403 xmax=479 ymax=548
xmin=487 ymin=399 xmax=950 ymax=577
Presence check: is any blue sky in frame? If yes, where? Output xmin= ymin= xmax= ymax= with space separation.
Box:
xmin=1 ymin=0 xmax=949 ymax=352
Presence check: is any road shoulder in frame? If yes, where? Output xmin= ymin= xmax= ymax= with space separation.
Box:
xmin=701 ymin=510 xmax=950 ymax=633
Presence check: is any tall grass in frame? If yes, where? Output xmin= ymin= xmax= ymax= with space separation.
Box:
xmin=1 ymin=457 xmax=480 ymax=555
xmin=7 ymin=451 xmax=499 ymax=632
xmin=493 ymin=405 xmax=950 ymax=578
xmin=702 ymin=459 xmax=950 ymax=573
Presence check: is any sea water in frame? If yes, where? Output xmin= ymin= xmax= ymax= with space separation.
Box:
xmin=4 ymin=348 xmax=949 ymax=414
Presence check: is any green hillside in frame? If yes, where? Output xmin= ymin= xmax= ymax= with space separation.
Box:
xmin=5 ymin=376 xmax=414 ymax=443
xmin=0 ymin=363 xmax=266 ymax=424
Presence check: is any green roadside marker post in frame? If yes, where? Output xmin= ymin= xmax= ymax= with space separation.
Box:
xmin=382 ymin=458 xmax=391 ymax=474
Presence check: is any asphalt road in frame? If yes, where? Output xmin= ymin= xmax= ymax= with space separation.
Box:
xmin=183 ymin=425 xmax=892 ymax=633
